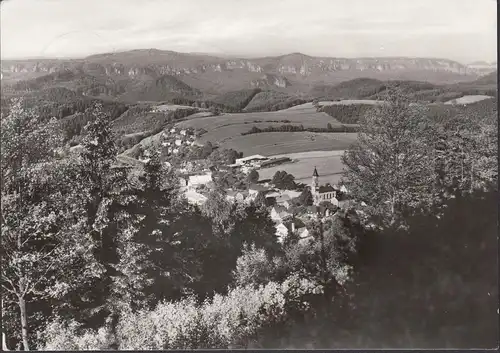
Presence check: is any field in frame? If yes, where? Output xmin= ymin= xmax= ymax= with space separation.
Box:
xmin=175 ymin=102 xmax=360 ymax=155
xmin=216 ymin=132 xmax=357 ymax=156
xmin=258 ymin=150 xmax=347 ymax=186
xmin=444 ymin=95 xmax=494 ymax=104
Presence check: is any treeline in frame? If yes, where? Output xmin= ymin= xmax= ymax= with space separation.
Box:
xmin=10 ymin=69 xmax=78 ymax=92
xmin=169 ymin=92 xmax=309 ymax=113
xmin=244 ymin=91 xmax=310 ymax=112
xmin=113 ymin=107 xmax=200 ymax=152
xmin=210 ymin=88 xmax=262 ymax=111
xmin=241 ymin=123 xmax=359 ymax=135
xmin=56 ymin=100 xmax=128 ymax=142
xmin=318 ymin=104 xmax=376 ymax=124
xmin=310 ymin=77 xmax=497 ymax=103
xmin=112 ymin=106 xmax=198 ymax=135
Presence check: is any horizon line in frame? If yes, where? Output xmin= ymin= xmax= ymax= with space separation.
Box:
xmin=0 ymin=48 xmax=497 ymax=66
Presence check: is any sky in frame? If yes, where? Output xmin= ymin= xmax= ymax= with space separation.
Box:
xmin=0 ymin=0 xmax=497 ymax=63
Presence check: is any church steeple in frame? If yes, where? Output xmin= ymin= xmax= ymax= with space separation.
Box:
xmin=311 ymin=166 xmax=319 ymax=191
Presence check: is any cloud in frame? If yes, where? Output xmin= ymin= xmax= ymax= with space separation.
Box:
xmin=0 ymin=0 xmax=496 ymax=63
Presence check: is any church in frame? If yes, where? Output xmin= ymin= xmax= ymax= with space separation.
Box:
xmin=310 ymin=167 xmax=338 ymax=206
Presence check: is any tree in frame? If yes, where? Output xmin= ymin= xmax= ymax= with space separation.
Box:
xmin=209 ymin=106 xmax=221 ymax=116
xmin=254 ymin=191 xmax=267 ymax=207
xmin=433 ymin=108 xmax=498 ymax=197
xmin=0 ymin=100 xmax=92 ymax=350
xmin=231 ymin=203 xmax=279 ymax=256
xmin=272 ymin=171 xmax=296 ymax=190
xmin=201 ymin=141 xmax=213 ymax=158
xmin=233 ymin=244 xmax=285 ymax=287
xmin=285 ymin=212 xmax=360 ymax=304
xmin=247 ymin=169 xmax=259 ymax=184
xmin=209 ymin=148 xmax=241 ymax=166
xmin=341 ymin=87 xmax=437 ymax=228
xmin=69 ymin=104 xmax=135 ymax=348
xmin=201 ymin=188 xmax=236 ymax=236
xmin=318 ymin=200 xmax=337 ymax=216
xmin=297 ymin=188 xmax=314 ymax=206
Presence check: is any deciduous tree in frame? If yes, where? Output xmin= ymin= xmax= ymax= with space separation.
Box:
xmin=341 ymin=88 xmax=436 ymax=227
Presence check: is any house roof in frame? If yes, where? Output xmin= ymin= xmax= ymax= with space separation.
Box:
xmin=276 ymin=194 xmax=291 ymax=202
xmin=226 ymin=189 xmax=248 ymax=197
xmin=276 ymin=223 xmax=288 ymax=231
xmin=260 ymin=157 xmax=291 ymax=168
xmin=273 ymin=205 xmax=288 ymax=214
xmin=236 ymin=155 xmax=268 ymax=163
xmin=248 ymin=183 xmax=268 ymax=192
xmin=307 ymin=205 xmax=319 ymax=213
xmin=266 ymin=191 xmax=281 ymax=198
xmin=318 ymin=185 xmax=336 ymax=193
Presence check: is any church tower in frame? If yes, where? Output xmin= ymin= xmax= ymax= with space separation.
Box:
xmin=312 ymin=166 xmax=319 ymax=189
xmin=311 ymin=167 xmax=319 ymax=204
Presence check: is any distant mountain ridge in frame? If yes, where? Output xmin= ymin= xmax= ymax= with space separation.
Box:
xmin=2 ymin=50 xmax=496 ymax=93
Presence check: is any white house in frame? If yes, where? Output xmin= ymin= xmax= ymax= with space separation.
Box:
xmin=226 ymin=190 xmax=249 ymax=203
xmin=340 ymin=185 xmax=348 ymax=194
xmin=175 ymin=139 xmax=182 ymax=146
xmin=276 ymin=223 xmax=289 ymax=243
xmin=184 ymin=189 xmax=208 ymax=206
xmin=298 ymin=227 xmax=310 ymax=238
xmin=188 ymin=173 xmax=212 ymax=188
xmin=180 ymin=130 xmax=187 ymax=136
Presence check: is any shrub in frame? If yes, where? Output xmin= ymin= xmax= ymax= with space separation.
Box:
xmin=41 ymin=275 xmax=323 ymax=350
xmin=40 ymin=317 xmax=113 ymax=350
xmin=233 ymin=244 xmax=286 ymax=287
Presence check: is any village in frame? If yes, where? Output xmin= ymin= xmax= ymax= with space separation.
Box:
xmin=141 ymin=125 xmax=353 ymax=244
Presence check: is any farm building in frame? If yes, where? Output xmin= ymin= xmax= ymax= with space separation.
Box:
xmin=260 ymin=157 xmax=292 ymax=168
xmin=235 ymin=154 xmax=269 ymax=166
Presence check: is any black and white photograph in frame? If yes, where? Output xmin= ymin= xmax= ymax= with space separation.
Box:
xmin=0 ymin=0 xmax=498 ymax=350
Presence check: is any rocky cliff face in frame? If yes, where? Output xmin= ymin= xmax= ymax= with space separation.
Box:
xmin=251 ymin=74 xmax=290 ymax=88
xmin=1 ymin=50 xmax=496 ymax=94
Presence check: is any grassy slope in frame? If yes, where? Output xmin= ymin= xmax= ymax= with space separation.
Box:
xmin=176 ymin=102 xmax=349 ymax=152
